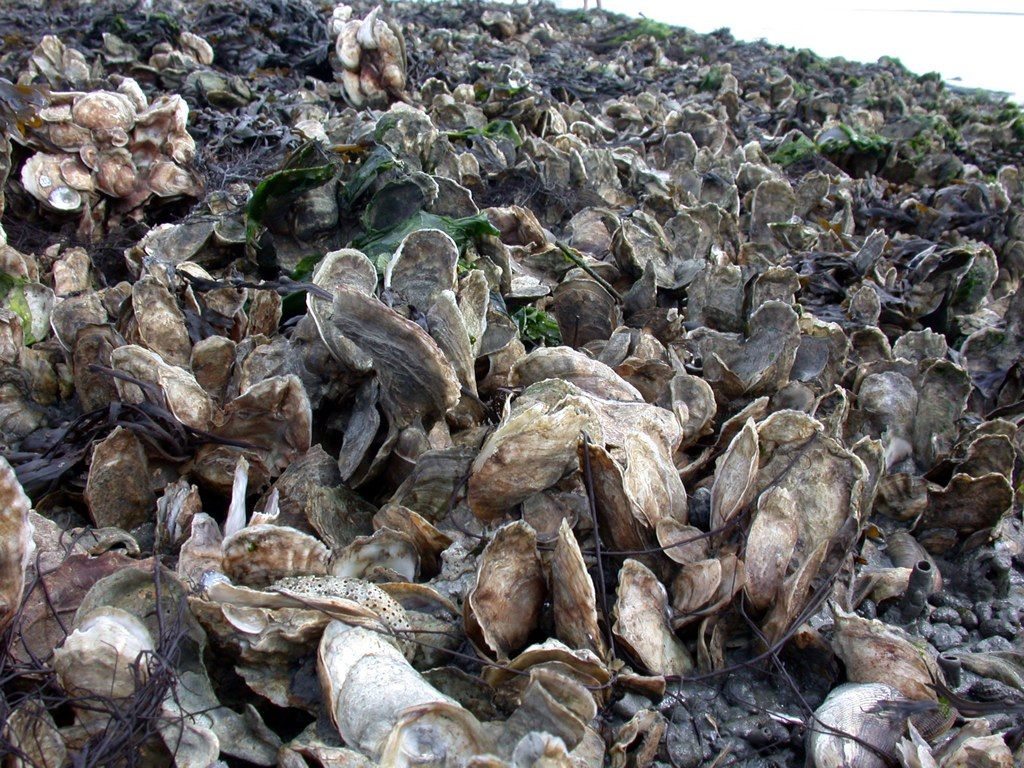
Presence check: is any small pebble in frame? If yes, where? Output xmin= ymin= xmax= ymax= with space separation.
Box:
xmin=974 ymin=601 xmax=994 ymax=622
xmin=930 ymin=606 xmax=960 ymax=626
xmin=979 ymin=618 xmax=1015 ymax=640
xmin=612 ymin=692 xmax=648 ymax=720
xmin=959 ymin=609 xmax=979 ymax=630
xmin=972 ymin=636 xmax=1014 ymax=653
xmin=929 ymin=623 xmax=965 ymax=652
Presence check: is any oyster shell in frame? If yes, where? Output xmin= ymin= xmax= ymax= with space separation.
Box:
xmin=0 ymin=456 xmax=33 ymax=634
xmin=53 ymin=607 xmax=155 ymax=728
xmin=612 ymin=559 xmax=692 ymax=675
xmin=465 ymin=521 xmax=546 ymax=660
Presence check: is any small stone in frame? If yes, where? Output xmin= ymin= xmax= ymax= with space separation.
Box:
xmin=666 ymin=707 xmax=705 ymax=768
xmin=974 ymin=601 xmax=994 ymax=622
xmin=972 ymin=636 xmax=1014 ymax=653
xmin=930 ymin=606 xmax=960 ymax=626
xmin=959 ymin=609 xmax=979 ymax=630
xmin=612 ymin=692 xmax=649 ymax=720
xmin=979 ymin=618 xmax=1015 ymax=640
xmin=929 ymin=623 xmax=965 ymax=652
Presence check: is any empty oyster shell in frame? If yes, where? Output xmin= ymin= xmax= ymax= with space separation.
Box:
xmin=831 ymin=607 xmax=944 ymax=701
xmin=53 ymin=607 xmax=154 ymax=728
xmin=551 ymin=518 xmax=609 ymax=662
xmin=72 ymin=90 xmax=137 ymax=132
xmin=2 ymin=702 xmax=66 ymax=768
xmin=221 ymin=524 xmax=329 ymax=587
xmin=806 ymin=683 xmax=916 ymax=768
xmin=329 ymin=527 xmax=419 ymax=582
xmin=0 ymin=456 xmax=33 ymax=634
xmin=329 ymin=286 xmax=459 ymax=429
xmin=110 ymin=344 xmax=215 ymax=430
xmin=467 ymin=398 xmax=587 ymax=521
xmin=331 ymin=5 xmax=408 ymax=107
xmin=21 ymin=152 xmax=84 ymax=211
xmin=84 ymin=426 xmax=154 ymax=530
xmin=710 ymin=418 xmax=759 ymax=531
xmin=465 ymin=521 xmax=546 ymax=660
xmin=613 ymin=559 xmax=692 ymax=675
xmin=743 ymin=486 xmax=799 ymax=611
xmin=510 ymin=346 xmax=643 ymax=403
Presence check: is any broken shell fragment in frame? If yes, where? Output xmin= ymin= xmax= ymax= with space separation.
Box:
xmin=318 ymin=621 xmax=484 ymax=760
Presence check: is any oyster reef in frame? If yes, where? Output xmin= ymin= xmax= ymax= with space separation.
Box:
xmin=0 ymin=1 xmax=1023 ymax=767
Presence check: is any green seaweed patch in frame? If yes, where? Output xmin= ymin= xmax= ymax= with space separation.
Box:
xmin=698 ymin=65 xmax=725 ymax=93
xmin=352 ymin=210 xmax=500 ymax=273
xmin=245 ymin=143 xmax=338 ymax=254
xmin=611 ymin=18 xmax=674 ymax=44
xmin=817 ymin=123 xmax=891 ymax=158
xmin=513 ymin=306 xmax=561 ymax=348
xmin=0 ymin=272 xmax=37 ymax=344
xmin=446 ymin=120 xmax=522 ymax=147
xmin=339 ymin=144 xmax=397 ymax=212
xmin=770 ymin=134 xmax=818 ymax=167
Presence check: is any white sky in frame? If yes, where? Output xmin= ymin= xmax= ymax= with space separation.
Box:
xmin=545 ymin=0 xmax=1023 ymax=102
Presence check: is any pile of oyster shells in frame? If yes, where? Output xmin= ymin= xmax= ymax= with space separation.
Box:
xmin=0 ymin=1 xmax=1022 ymax=767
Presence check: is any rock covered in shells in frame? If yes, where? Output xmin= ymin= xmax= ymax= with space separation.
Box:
xmin=16 ymin=81 xmax=201 ymax=215
xmin=331 ymin=4 xmax=408 ymax=108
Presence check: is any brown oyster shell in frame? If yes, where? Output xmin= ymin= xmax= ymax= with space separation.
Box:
xmin=612 ymin=559 xmax=692 ymax=675
xmin=465 ymin=521 xmax=546 ymax=660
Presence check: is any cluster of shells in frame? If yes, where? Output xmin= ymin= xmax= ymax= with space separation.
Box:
xmin=0 ymin=1 xmax=1022 ymax=767
xmin=14 ymin=36 xmax=202 ymax=219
